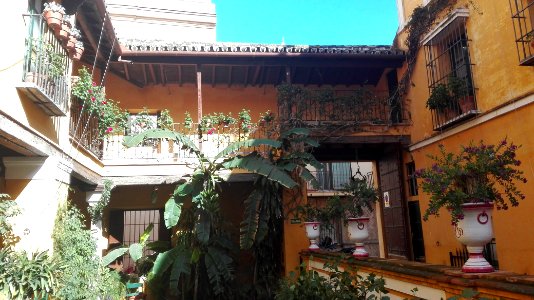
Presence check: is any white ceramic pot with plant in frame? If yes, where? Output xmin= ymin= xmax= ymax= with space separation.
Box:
xmin=417 ymin=139 xmax=527 ymax=273
xmin=304 ymin=221 xmax=321 ymax=251
xmin=347 ymin=217 xmax=370 ymax=257
xmin=455 ymin=202 xmax=494 ymax=272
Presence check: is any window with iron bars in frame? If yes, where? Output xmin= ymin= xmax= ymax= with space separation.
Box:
xmin=423 ymin=10 xmax=479 ymax=131
xmin=509 ymin=0 xmax=534 ymax=65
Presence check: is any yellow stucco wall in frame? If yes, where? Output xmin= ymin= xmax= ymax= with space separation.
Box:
xmin=396 ymin=0 xmax=534 ymax=274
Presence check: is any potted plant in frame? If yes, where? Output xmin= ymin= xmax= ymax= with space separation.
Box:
xmin=43 ymin=2 xmax=65 ymax=30
xmin=340 ymin=175 xmax=379 ymax=257
xmin=297 ymin=204 xmax=325 ymax=251
xmin=416 ymin=139 xmax=527 ymax=273
xmin=183 ymin=111 xmax=193 ymax=130
xmin=259 ymin=110 xmax=275 ymax=125
xmin=238 ymin=109 xmax=252 ymax=133
xmin=448 ymin=76 xmax=475 ymax=113
xmin=71 ymin=41 xmax=84 ymax=61
xmin=426 ymin=83 xmax=451 ymax=111
xmin=55 ymin=18 xmax=71 ymax=42
xmin=218 ymin=112 xmax=236 ymax=127
xmin=66 ymin=28 xmax=80 ymax=53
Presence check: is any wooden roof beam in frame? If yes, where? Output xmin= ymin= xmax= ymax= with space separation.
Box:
xmin=252 ymin=66 xmax=261 ymax=86
xmin=160 ymin=64 xmax=166 ymax=86
xmin=123 ymin=63 xmax=130 ymax=81
xmin=178 ymin=65 xmax=182 ymax=86
xmin=212 ymin=66 xmax=216 ymax=87
xmin=142 ymin=64 xmax=147 ymax=86
xmin=76 ymin=13 xmax=105 ymax=62
xmin=148 ymin=64 xmax=157 ymax=84
xmin=228 ymin=66 xmax=233 ymax=87
xmin=244 ymin=66 xmax=249 ymax=87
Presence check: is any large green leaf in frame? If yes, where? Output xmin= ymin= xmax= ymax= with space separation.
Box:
xmin=164 ymin=198 xmax=182 ymax=229
xmin=214 ymin=139 xmax=282 ymax=160
xmin=240 ymin=189 xmax=262 ymax=249
xmin=223 ymin=155 xmax=297 ymax=189
xmin=299 ymin=167 xmax=319 ymax=189
xmin=169 ymin=247 xmax=191 ymax=289
xmin=149 ymin=247 xmax=179 ymax=278
xmin=205 ymin=246 xmax=234 ymax=296
xmin=174 ymin=182 xmax=193 ymax=197
xmin=129 ymin=243 xmax=143 ymax=262
xmin=280 ymin=127 xmax=310 ymax=138
xmin=139 ymin=223 xmax=154 ymax=245
xmin=196 ymin=210 xmax=211 ymax=245
xmin=145 ymin=241 xmax=171 ymax=252
xmin=102 ymin=247 xmax=128 ymax=266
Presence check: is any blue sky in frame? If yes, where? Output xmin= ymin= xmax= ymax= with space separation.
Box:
xmin=212 ymin=0 xmax=399 ymax=45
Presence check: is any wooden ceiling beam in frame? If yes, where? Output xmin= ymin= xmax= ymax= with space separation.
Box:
xmin=178 ymin=65 xmax=182 ymax=86
xmin=244 ymin=66 xmax=249 ymax=87
xmin=76 ymin=13 xmax=105 ymax=62
xmin=160 ymin=64 xmax=166 ymax=86
xmin=148 ymin=64 xmax=157 ymax=84
xmin=260 ymin=67 xmax=269 ymax=87
xmin=252 ymin=66 xmax=261 ymax=86
xmin=142 ymin=64 xmax=147 ymax=86
xmin=212 ymin=66 xmax=216 ymax=87
xmin=123 ymin=63 xmax=130 ymax=81
xmin=228 ymin=66 xmax=233 ymax=87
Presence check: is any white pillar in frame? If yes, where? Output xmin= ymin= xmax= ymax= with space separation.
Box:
xmin=86 ymin=188 xmax=108 ymax=257
xmin=3 ymin=156 xmax=71 ymax=253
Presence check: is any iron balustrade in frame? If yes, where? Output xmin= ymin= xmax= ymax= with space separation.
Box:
xmin=307 ymin=162 xmax=353 ymax=191
xmin=22 ymin=13 xmax=71 ymax=115
xmin=509 ymin=0 xmax=534 ymax=65
xmin=69 ymin=97 xmax=102 ymax=157
xmin=278 ymin=89 xmax=407 ymax=126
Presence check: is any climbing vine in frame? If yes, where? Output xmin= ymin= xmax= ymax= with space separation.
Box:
xmin=88 ymin=179 xmax=113 ymax=223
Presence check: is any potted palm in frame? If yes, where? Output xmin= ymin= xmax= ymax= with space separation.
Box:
xmin=340 ymin=175 xmax=379 ymax=257
xmin=416 ymin=139 xmax=527 ymax=273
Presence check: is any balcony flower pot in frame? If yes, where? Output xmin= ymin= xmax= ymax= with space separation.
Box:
xmin=55 ymin=20 xmax=71 ymax=42
xmin=454 ymin=202 xmax=494 ymax=273
xmin=459 ymin=96 xmax=476 ymax=113
xmin=347 ymin=217 xmax=370 ymax=257
xmin=43 ymin=2 xmax=65 ymax=30
xmin=417 ymin=139 xmax=527 ymax=273
xmin=304 ymin=221 xmax=321 ymax=251
xmin=71 ymin=41 xmax=84 ymax=61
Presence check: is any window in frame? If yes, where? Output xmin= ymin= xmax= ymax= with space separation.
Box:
xmin=406 ymin=162 xmax=418 ymax=196
xmin=108 ymin=209 xmax=170 ymax=272
xmin=423 ymin=9 xmax=479 ymax=130
xmin=509 ymin=0 xmax=534 ymax=65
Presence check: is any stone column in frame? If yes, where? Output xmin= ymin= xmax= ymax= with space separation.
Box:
xmin=86 ymin=186 xmax=109 ymax=257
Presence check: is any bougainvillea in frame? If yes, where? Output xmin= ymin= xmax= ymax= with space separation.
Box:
xmin=416 ymin=139 xmax=527 ymax=224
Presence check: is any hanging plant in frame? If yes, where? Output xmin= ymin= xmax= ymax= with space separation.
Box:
xmin=72 ymin=67 xmax=129 ymax=139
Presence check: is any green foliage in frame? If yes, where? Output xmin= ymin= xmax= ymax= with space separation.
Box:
xmin=238 ymin=109 xmax=252 ymax=133
xmin=0 ymin=250 xmax=60 ymax=300
xmin=416 ymin=139 xmax=527 ymax=224
xmin=341 ymin=175 xmax=380 ymax=218
xmin=426 ymin=83 xmax=451 ymax=111
xmin=53 ymin=201 xmax=125 ymax=300
xmin=101 ymin=223 xmax=155 ymax=267
xmin=158 ymin=109 xmax=175 ymax=131
xmin=30 ymin=38 xmax=66 ymax=80
xmin=184 ymin=111 xmax=194 ymax=129
xmin=275 ymin=259 xmax=389 ymax=300
xmin=88 ymin=179 xmax=113 ymax=223
xmin=72 ymin=67 xmax=129 ymax=138
xmin=0 ymin=194 xmax=20 ymax=248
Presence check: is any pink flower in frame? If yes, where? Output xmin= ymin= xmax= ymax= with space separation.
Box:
xmin=91 ymin=97 xmax=96 ymax=102
xmin=92 ymin=82 xmax=97 ymax=87
xmin=106 ymin=127 xmax=113 ymax=133
xmin=101 ymin=100 xmax=107 ymax=105
xmin=88 ymin=89 xmax=92 ymax=94
xmin=207 ymin=128 xmax=216 ymax=135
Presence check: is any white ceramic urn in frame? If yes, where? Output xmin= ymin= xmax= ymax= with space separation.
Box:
xmin=304 ymin=221 xmax=321 ymax=251
xmin=347 ymin=217 xmax=370 ymax=257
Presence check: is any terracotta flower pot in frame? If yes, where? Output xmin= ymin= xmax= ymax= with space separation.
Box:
xmin=43 ymin=10 xmax=63 ymax=30
xmin=71 ymin=46 xmax=84 ymax=61
xmin=54 ymin=21 xmax=70 ymax=41
xmin=66 ymin=35 xmax=76 ymax=52
xmin=304 ymin=221 xmax=320 ymax=251
xmin=454 ymin=202 xmax=494 ymax=273
xmin=459 ymin=96 xmax=476 ymax=114
xmin=347 ymin=217 xmax=370 ymax=257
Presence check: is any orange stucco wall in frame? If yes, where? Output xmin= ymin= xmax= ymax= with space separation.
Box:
xmin=396 ymin=0 xmax=534 ymax=274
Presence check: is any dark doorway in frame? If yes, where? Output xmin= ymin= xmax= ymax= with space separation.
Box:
xmin=377 ymin=145 xmax=411 ymax=259
xmin=408 ymin=201 xmax=426 ymax=262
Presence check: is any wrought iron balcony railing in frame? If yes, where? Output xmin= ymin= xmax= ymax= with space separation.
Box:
xmin=509 ymin=0 xmax=534 ymax=65
xmin=18 ymin=13 xmax=71 ymax=116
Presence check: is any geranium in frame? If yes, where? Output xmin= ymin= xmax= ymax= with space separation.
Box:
xmin=416 ymin=138 xmax=527 ymax=224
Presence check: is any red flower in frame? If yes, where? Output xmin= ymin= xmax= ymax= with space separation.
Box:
xmin=91 ymin=97 xmax=96 ymax=102
xmin=207 ymin=128 xmax=216 ymax=135
xmin=88 ymin=89 xmax=92 ymax=94
xmin=101 ymin=100 xmax=107 ymax=105
xmin=106 ymin=127 xmax=113 ymax=133
xmin=92 ymin=82 xmax=97 ymax=87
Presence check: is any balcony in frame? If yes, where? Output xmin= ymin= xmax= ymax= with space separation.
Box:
xmin=102 ymin=122 xmax=276 ymax=162
xmin=277 ymin=88 xmax=407 ymax=132
xmin=307 ymin=162 xmax=373 ymax=194
xmin=17 ymin=14 xmax=71 ymax=116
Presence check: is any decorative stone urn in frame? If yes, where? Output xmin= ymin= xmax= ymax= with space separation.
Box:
xmin=304 ymin=221 xmax=320 ymax=251
xmin=347 ymin=217 xmax=370 ymax=257
xmin=455 ymin=202 xmax=494 ymax=273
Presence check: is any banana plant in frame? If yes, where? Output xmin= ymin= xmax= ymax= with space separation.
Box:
xmin=123 ymin=127 xmax=321 ymax=299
